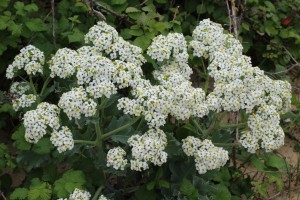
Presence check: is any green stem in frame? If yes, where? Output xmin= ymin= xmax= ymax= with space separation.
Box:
xmin=220 ymin=122 xmax=248 ymax=129
xmin=192 ymin=119 xmax=204 ymax=134
xmin=101 ymin=116 xmax=141 ymax=140
xmin=204 ymin=113 xmax=226 ymax=136
xmin=29 ymin=76 xmax=37 ymax=95
xmin=91 ymin=186 xmax=104 ymax=200
xmin=74 ymin=139 xmax=96 ymax=145
xmin=40 ymin=76 xmax=51 ymax=97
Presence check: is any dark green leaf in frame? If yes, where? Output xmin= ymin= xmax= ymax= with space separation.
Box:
xmin=10 ymin=188 xmax=28 ymax=200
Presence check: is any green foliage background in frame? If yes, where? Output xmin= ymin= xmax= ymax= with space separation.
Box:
xmin=1 ymin=0 xmax=300 ymax=199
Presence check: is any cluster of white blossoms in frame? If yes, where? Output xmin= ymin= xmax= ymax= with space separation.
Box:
xmin=190 ymin=19 xmax=291 ymax=152
xmin=240 ymin=104 xmax=284 ymax=153
xmin=182 ymin=136 xmax=229 ymax=174
xmin=118 ymin=33 xmax=208 ymax=129
xmin=49 ymin=48 xmax=78 ymax=78
xmin=10 ymin=82 xmax=31 ymax=98
xmin=69 ymin=188 xmax=91 ymax=200
xmin=57 ymin=188 xmax=109 ymax=200
xmin=128 ymin=129 xmax=168 ymax=171
xmin=12 ymin=94 xmax=36 ymax=111
xmin=50 ymin=126 xmax=74 ymax=153
xmin=23 ymin=102 xmax=60 ymax=143
xmin=106 ymin=147 xmax=128 ymax=170
xmin=58 ymin=87 xmax=97 ymax=119
xmin=6 ymin=45 xmax=44 ymax=79
xmin=85 ymin=21 xmax=146 ymax=67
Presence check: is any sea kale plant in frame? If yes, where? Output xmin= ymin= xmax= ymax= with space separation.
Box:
xmin=6 ymin=19 xmax=291 ymax=199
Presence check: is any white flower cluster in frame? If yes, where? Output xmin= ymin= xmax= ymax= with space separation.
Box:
xmin=190 ymin=19 xmax=291 ymax=152
xmin=69 ymin=188 xmax=91 ymax=200
xmin=106 ymin=147 xmax=128 ymax=170
xmin=6 ymin=45 xmax=44 ymax=79
xmin=118 ymin=33 xmax=208 ymax=128
xmin=182 ymin=136 xmax=229 ymax=174
xmin=23 ymin=102 xmax=60 ymax=143
xmin=128 ymin=129 xmax=168 ymax=171
xmin=10 ymin=82 xmax=31 ymax=98
xmin=49 ymin=48 xmax=78 ymax=78
xmin=12 ymin=94 xmax=36 ymax=111
xmin=58 ymin=87 xmax=97 ymax=119
xmin=85 ymin=21 xmax=146 ymax=67
xmin=57 ymin=188 xmax=109 ymax=200
xmin=50 ymin=126 xmax=74 ymax=153
xmin=240 ymin=104 xmax=284 ymax=153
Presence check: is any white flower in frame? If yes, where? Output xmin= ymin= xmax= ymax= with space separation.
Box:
xmin=182 ymin=136 xmax=229 ymax=174
xmin=128 ymin=129 xmax=168 ymax=171
xmin=6 ymin=45 xmax=44 ymax=79
xmin=23 ymin=102 xmax=60 ymax=143
xmin=50 ymin=126 xmax=74 ymax=153
xmin=49 ymin=48 xmax=78 ymax=78
xmin=12 ymin=94 xmax=37 ymax=111
xmin=10 ymin=82 xmax=31 ymax=98
xmin=58 ymin=87 xmax=97 ymax=119
xmin=107 ymin=147 xmax=128 ymax=170
xmin=69 ymin=188 xmax=91 ymax=200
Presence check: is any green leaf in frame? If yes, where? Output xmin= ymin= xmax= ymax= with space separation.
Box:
xmin=12 ymin=125 xmax=31 ymax=151
xmin=212 ymin=184 xmax=231 ymax=200
xmin=251 ymin=155 xmax=265 ymax=171
xmin=133 ymin=35 xmax=152 ymax=51
xmin=54 ymin=170 xmax=86 ymax=198
xmin=8 ymin=22 xmax=22 ymax=36
xmin=0 ymin=103 xmax=16 ymax=116
xmin=32 ymin=138 xmax=54 ymax=154
xmin=264 ymin=21 xmax=278 ymax=36
xmin=264 ymin=1 xmax=275 ymax=11
xmin=125 ymin=7 xmax=141 ymax=13
xmin=28 ymin=178 xmax=52 ymax=200
xmin=165 ymin=132 xmax=181 ymax=156
xmin=111 ymin=0 xmax=126 ymax=5
xmin=146 ymin=181 xmax=156 ymax=190
xmin=0 ymin=0 xmax=9 ymax=11
xmin=252 ymin=181 xmax=268 ymax=197
xmin=25 ymin=19 xmax=48 ymax=32
xmin=134 ymin=185 xmax=157 ymax=200
xmin=180 ymin=178 xmax=199 ymax=200
xmin=242 ymin=22 xmax=250 ymax=31
xmin=158 ymin=180 xmax=170 ymax=188
xmin=14 ymin=2 xmax=24 ymax=10
xmin=24 ymin=3 xmax=38 ymax=12
xmin=10 ymin=188 xmax=29 ymax=200
xmin=266 ymin=154 xmax=287 ymax=170
xmin=68 ymin=28 xmax=84 ymax=43
xmin=128 ymin=28 xmax=144 ymax=36
xmin=0 ymin=15 xmax=10 ymax=30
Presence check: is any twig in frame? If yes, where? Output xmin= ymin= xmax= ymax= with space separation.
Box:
xmin=82 ymin=0 xmax=106 ymax=19
xmin=92 ymin=0 xmax=133 ymax=25
xmin=283 ymin=46 xmax=299 ymax=65
xmin=230 ymin=0 xmax=239 ymax=39
xmin=51 ymin=0 xmax=56 ymax=49
xmin=135 ymin=0 xmax=149 ymax=8
xmin=225 ymin=0 xmax=232 ymax=33
xmin=173 ymin=6 xmax=180 ymax=21
xmin=268 ymin=192 xmax=281 ymax=200
xmin=266 ymin=63 xmax=300 ymax=75
xmin=0 ymin=191 xmax=7 ymax=200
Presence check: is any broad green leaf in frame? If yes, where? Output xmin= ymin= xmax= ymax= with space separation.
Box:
xmin=12 ymin=125 xmax=31 ymax=151
xmin=264 ymin=21 xmax=278 ymax=36
xmin=134 ymin=185 xmax=157 ymax=200
xmin=146 ymin=181 xmax=156 ymax=190
xmin=212 ymin=184 xmax=231 ymax=200
xmin=111 ymin=0 xmax=126 ymax=5
xmin=68 ymin=28 xmax=84 ymax=43
xmin=158 ymin=180 xmax=170 ymax=188
xmin=24 ymin=3 xmax=38 ymax=12
xmin=125 ymin=7 xmax=141 ymax=13
xmin=54 ymin=170 xmax=86 ymax=198
xmin=266 ymin=154 xmax=287 ymax=170
xmin=14 ymin=2 xmax=24 ymax=10
xmin=264 ymin=1 xmax=275 ymax=11
xmin=133 ymin=35 xmax=152 ymax=51
xmin=180 ymin=178 xmax=199 ymax=200
xmin=0 ymin=15 xmax=10 ymax=30
xmin=250 ymin=155 xmax=265 ymax=171
xmin=28 ymin=178 xmax=52 ymax=200
xmin=32 ymin=138 xmax=54 ymax=154
xmin=10 ymin=188 xmax=28 ymax=200
xmin=0 ymin=103 xmax=16 ymax=116
xmin=128 ymin=28 xmax=144 ymax=36
xmin=0 ymin=0 xmax=9 ymax=11
xmin=25 ymin=19 xmax=48 ymax=32
xmin=8 ymin=22 xmax=22 ymax=36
